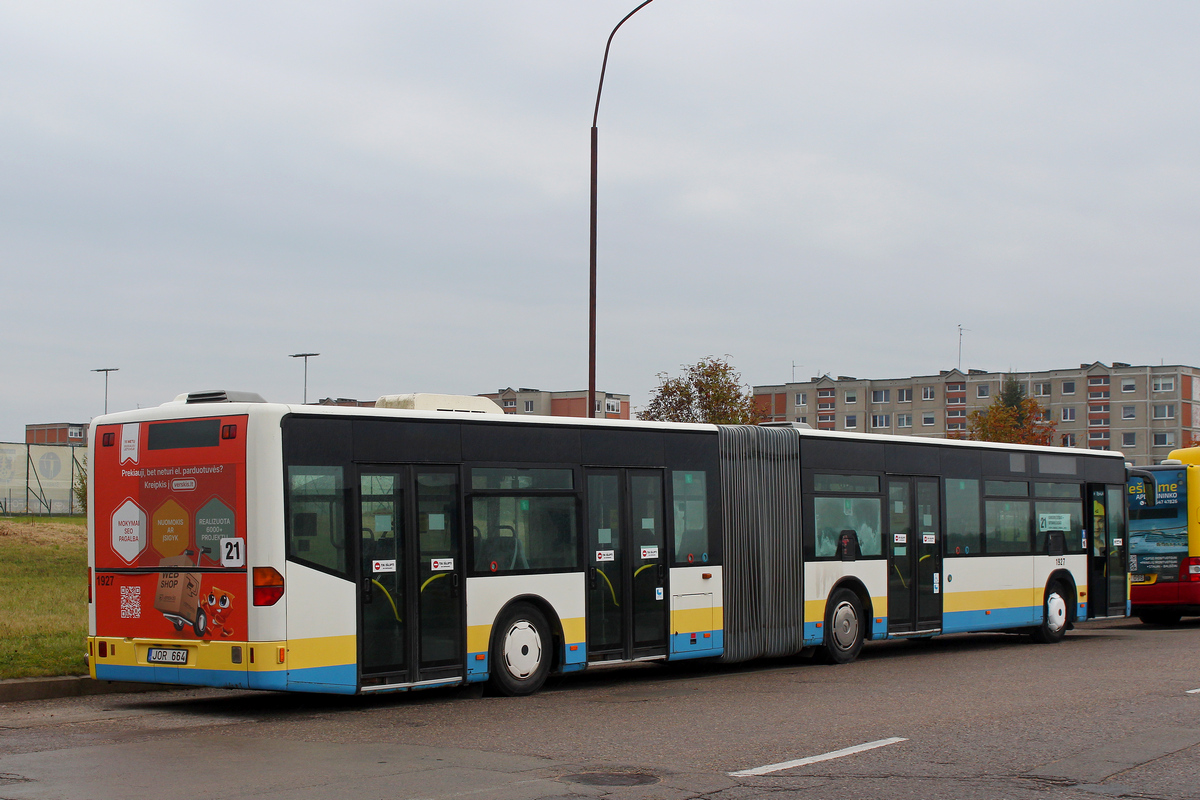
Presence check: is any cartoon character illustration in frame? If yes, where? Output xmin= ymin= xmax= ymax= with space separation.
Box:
xmin=203 ymin=588 xmax=237 ymax=638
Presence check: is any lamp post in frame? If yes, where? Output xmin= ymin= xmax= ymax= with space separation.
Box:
xmin=589 ymin=0 xmax=657 ymax=418
xmin=289 ymin=353 xmax=320 ymax=405
xmin=92 ymin=368 xmax=119 ymax=415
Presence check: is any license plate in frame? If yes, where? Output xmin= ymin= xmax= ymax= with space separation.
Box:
xmin=147 ymin=647 xmax=188 ymax=665
xmin=1130 ymin=574 xmax=1145 ymax=583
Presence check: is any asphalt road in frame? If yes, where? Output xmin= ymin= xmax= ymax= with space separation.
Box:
xmin=2 ymin=618 xmax=1198 ymax=800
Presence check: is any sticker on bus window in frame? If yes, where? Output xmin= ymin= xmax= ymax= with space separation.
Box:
xmin=894 ymin=534 xmax=907 ymax=544
xmin=1113 ymin=538 xmax=1123 ymax=547
xmin=374 ymin=514 xmax=392 ymax=533
xmin=598 ymin=528 xmax=612 ymax=544
xmin=219 ymin=537 xmax=245 ymax=567
xmin=641 ymin=546 xmax=658 ymax=560
xmin=431 ymin=558 xmax=454 ymax=571
xmin=923 ymin=514 xmax=933 ymax=526
xmin=933 ymin=573 xmax=940 ymax=594
xmin=596 ymin=550 xmax=615 ymax=562
xmin=655 ymin=587 xmax=663 ymax=600
xmin=373 ymin=559 xmax=396 ymax=573
xmin=427 ymin=514 xmax=445 ymax=531
xmin=641 ymin=518 xmax=654 ymax=530
xmin=922 ymin=533 xmax=935 ymax=544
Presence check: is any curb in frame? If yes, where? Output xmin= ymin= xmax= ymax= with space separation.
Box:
xmin=0 ymin=676 xmax=173 ymax=704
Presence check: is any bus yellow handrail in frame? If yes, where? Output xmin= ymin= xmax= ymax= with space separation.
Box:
xmin=596 ymin=567 xmax=619 ymax=606
xmin=420 ymin=572 xmax=448 ymax=593
xmin=371 ymin=579 xmax=402 ymax=622
xmin=633 ymin=564 xmax=656 ymax=579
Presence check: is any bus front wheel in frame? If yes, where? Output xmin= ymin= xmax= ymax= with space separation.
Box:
xmin=489 ymin=603 xmax=551 ymax=696
xmin=1032 ymin=582 xmax=1068 ymax=644
xmin=821 ymin=588 xmax=864 ymax=664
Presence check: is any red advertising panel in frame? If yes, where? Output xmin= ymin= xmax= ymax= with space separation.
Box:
xmin=94 ymin=416 xmax=248 ymax=641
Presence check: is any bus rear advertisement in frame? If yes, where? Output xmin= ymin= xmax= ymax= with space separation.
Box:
xmin=90 ymin=415 xmax=255 ymax=686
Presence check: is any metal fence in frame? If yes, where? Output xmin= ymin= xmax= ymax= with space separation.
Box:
xmin=0 ymin=442 xmax=87 ymax=515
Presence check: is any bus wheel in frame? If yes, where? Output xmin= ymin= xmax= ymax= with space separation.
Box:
xmin=1138 ymin=611 xmax=1182 ymax=626
xmin=193 ymin=608 xmax=208 ymax=638
xmin=822 ymin=588 xmax=864 ymax=664
xmin=489 ymin=603 xmax=551 ymax=696
xmin=1032 ymin=582 xmax=1068 ymax=644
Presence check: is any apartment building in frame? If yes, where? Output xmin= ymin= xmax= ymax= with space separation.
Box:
xmin=478 ymin=388 xmax=631 ymax=420
xmin=25 ymin=422 xmax=89 ymax=445
xmin=754 ymin=362 xmax=1198 ymax=466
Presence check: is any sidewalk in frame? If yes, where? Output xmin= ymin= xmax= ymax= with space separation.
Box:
xmin=0 ymin=675 xmax=169 ymax=704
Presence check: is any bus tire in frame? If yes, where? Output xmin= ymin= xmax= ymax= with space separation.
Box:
xmin=1138 ymin=611 xmax=1182 ymax=626
xmin=1031 ymin=582 xmax=1068 ymax=644
xmin=193 ymin=607 xmax=208 ymax=638
xmin=489 ymin=603 xmax=551 ymax=696
xmin=821 ymin=588 xmax=864 ymax=664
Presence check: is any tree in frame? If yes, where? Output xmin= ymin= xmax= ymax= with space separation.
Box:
xmin=73 ymin=454 xmax=88 ymax=514
xmin=639 ymin=356 xmax=761 ymax=424
xmin=965 ymin=377 xmax=1056 ymax=445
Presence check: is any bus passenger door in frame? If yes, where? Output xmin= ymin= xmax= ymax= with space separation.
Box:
xmin=586 ymin=469 xmax=668 ymax=661
xmin=887 ymin=477 xmax=942 ymax=634
xmin=357 ymin=466 xmax=463 ymax=687
xmin=1087 ymin=485 xmax=1109 ymax=617
xmin=1088 ymin=484 xmax=1128 ymax=618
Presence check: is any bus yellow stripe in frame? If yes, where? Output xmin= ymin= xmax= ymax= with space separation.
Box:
xmin=942 ymin=587 xmax=1037 ymax=613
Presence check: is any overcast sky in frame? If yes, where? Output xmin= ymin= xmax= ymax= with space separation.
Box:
xmin=3 ymin=1 xmax=1198 ymax=440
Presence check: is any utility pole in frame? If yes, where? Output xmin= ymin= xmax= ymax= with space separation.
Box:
xmin=92 ymin=368 xmax=119 ymax=415
xmin=289 ymin=353 xmax=320 ymax=405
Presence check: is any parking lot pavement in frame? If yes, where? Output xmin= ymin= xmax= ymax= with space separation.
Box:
xmin=1 ymin=618 xmax=1198 ymax=800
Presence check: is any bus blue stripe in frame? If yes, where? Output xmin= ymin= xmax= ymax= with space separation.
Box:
xmin=668 ymin=630 xmax=723 ymax=660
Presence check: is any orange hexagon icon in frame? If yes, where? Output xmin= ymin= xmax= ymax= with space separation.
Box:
xmin=152 ymin=498 xmax=190 ymax=559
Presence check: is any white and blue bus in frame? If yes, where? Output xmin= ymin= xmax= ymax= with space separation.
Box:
xmin=88 ymin=391 xmax=1130 ymax=696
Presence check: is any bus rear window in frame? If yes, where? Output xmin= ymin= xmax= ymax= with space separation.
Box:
xmin=148 ymin=419 xmax=221 ymax=450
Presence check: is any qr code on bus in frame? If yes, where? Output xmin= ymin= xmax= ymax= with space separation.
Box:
xmin=120 ymin=585 xmax=141 ymax=618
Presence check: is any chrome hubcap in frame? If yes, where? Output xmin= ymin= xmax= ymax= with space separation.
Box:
xmin=831 ymin=601 xmax=859 ymax=650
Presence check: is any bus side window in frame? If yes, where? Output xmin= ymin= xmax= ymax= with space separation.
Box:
xmin=286 ymin=466 xmax=348 ymax=577
xmin=471 ymin=495 xmax=577 ymax=572
xmin=672 ymin=471 xmax=709 ymax=565
xmin=813 ymin=496 xmax=881 ymax=558
xmin=945 ymin=479 xmax=981 ymax=556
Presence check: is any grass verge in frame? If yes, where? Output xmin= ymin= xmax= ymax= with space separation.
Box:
xmin=0 ymin=516 xmax=88 ymax=679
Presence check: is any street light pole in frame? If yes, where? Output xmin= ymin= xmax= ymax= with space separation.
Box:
xmin=92 ymin=368 xmax=119 ymax=415
xmin=289 ymin=353 xmax=320 ymax=405
xmin=589 ymin=0 xmax=657 ymax=418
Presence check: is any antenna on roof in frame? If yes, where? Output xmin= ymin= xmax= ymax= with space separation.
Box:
xmin=957 ymin=324 xmax=972 ymax=371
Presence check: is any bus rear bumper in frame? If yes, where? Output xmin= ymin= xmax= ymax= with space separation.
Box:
xmin=1131 ymin=580 xmax=1200 ymax=612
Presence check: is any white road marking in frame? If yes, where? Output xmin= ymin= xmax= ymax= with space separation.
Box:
xmin=729 ymin=736 xmax=909 ymax=777
xmin=1186 ymin=688 xmax=1200 ymax=694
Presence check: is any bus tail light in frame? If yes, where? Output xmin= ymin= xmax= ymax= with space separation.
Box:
xmin=1182 ymin=557 xmax=1200 ymax=582
xmin=253 ymin=567 xmax=285 ymax=606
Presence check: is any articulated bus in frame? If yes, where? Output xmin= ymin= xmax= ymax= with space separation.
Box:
xmin=1127 ymin=447 xmax=1200 ymax=624
xmin=88 ymin=390 xmax=1131 ymax=696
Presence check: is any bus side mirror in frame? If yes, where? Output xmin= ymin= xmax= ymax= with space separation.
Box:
xmin=1127 ymin=469 xmax=1157 ymax=507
